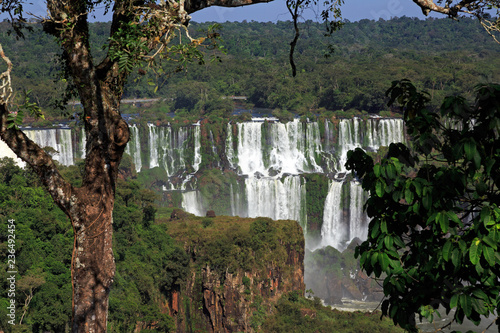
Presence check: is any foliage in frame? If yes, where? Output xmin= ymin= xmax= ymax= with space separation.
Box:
xmin=346 ymin=81 xmax=500 ymax=332
xmin=167 ymin=215 xmax=303 ymax=278
xmin=0 ymin=158 xmax=189 ymax=332
xmin=261 ymin=292 xmax=404 ymax=333
xmin=1 ymin=18 xmax=499 ymax=120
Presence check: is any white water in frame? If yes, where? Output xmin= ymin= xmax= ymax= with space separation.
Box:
xmin=125 ymin=124 xmax=142 ymax=172
xmin=349 ymin=181 xmax=368 ymax=243
xmin=320 ymin=181 xmax=345 ymax=250
xmin=245 ymin=175 xmax=305 ymax=224
xmin=337 ymin=118 xmax=362 ymax=173
xmin=182 ymin=191 xmax=205 ymax=216
xmin=236 ymin=119 xmax=324 ymax=177
xmin=24 ymin=128 xmax=74 ymax=166
xmin=0 ymin=119 xmax=405 ymax=252
xmin=226 ymin=123 xmax=237 ymax=169
xmin=192 ymin=123 xmax=201 ymax=173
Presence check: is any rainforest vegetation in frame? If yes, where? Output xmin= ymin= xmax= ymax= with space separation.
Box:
xmin=1 ymin=17 xmax=499 ymax=123
xmin=0 ymin=156 xmax=404 ymax=332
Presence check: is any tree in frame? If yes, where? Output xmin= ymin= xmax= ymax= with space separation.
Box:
xmin=0 ymin=1 xmax=269 ymax=331
xmin=411 ymin=0 xmax=500 ymax=43
xmin=346 ymin=80 xmax=500 ymax=332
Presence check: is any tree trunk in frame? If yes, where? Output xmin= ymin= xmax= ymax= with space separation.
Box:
xmin=70 ymin=188 xmax=116 ymax=332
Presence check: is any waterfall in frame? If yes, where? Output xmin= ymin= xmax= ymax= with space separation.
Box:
xmin=237 ymin=122 xmax=266 ymax=176
xmin=349 ymin=181 xmax=368 ymax=243
xmin=235 ymin=119 xmax=324 ymax=177
xmin=337 ymin=118 xmax=362 ymax=173
xmin=367 ymin=118 xmax=405 ymax=149
xmin=320 ymin=181 xmax=345 ymax=250
xmin=226 ymin=123 xmax=236 ymax=169
xmin=0 ymin=118 xmax=407 ymax=255
xmin=192 ymin=123 xmax=201 ymax=173
xmin=246 ymin=175 xmax=304 ymax=223
xmin=148 ymin=123 xmax=159 ymax=169
xmin=24 ymin=128 xmax=74 ymax=166
xmin=125 ymin=124 xmax=142 ymax=172
xmin=182 ymin=191 xmax=205 ymax=216
xmin=305 ymin=122 xmax=323 ymax=173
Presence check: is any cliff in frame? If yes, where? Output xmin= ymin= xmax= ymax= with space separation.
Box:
xmin=165 ymin=212 xmax=305 ymax=332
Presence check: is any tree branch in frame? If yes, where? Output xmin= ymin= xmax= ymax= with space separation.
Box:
xmin=287 ymin=0 xmax=301 ymax=77
xmin=412 ymin=0 xmax=488 ymax=16
xmin=0 ymin=105 xmax=75 ymax=213
xmin=184 ymin=0 xmax=273 ymax=14
xmin=1 ymin=42 xmax=75 ymax=213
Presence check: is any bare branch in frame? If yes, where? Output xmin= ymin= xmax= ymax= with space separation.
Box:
xmin=0 ymin=44 xmax=13 ymax=105
xmin=412 ymin=0 xmax=500 ymax=44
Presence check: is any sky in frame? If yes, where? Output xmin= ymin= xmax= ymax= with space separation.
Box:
xmin=1 ymin=0 xmax=433 ymax=23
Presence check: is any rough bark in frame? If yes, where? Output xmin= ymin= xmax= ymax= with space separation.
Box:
xmin=0 ymin=0 xmax=275 ymax=332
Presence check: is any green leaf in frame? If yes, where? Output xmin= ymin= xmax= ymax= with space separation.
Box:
xmin=471 ymin=289 xmax=488 ymax=301
xmin=381 ymin=221 xmax=388 ymax=234
xmin=376 ymin=179 xmax=385 ymax=197
xmin=393 ymin=236 xmax=405 ymax=248
xmin=423 ymin=193 xmax=432 ymax=210
xmin=450 ymin=294 xmax=458 ymax=309
xmin=384 ymin=235 xmax=394 ymax=249
xmin=469 ymin=239 xmax=480 ymax=265
xmin=482 ymin=245 xmax=495 ymax=266
xmin=387 ymin=164 xmax=396 ymax=179
xmin=379 ymin=252 xmax=390 ymax=271
xmin=371 ymin=220 xmax=380 ymax=238
xmin=413 ymin=181 xmax=422 ymax=196
xmin=452 ymin=248 xmax=461 ymax=267
xmin=464 ymin=139 xmax=476 ymax=161
xmin=471 ymin=297 xmax=487 ymax=315
xmin=436 ymin=211 xmax=449 ymax=232
xmin=442 ymin=240 xmax=452 ymax=262
xmin=459 ymin=294 xmax=472 ymax=317
xmin=405 ymin=187 xmax=414 ymax=204
xmin=482 ymin=236 xmax=497 ymax=250
xmin=473 ymin=150 xmax=481 ymax=170
xmin=371 ymin=252 xmax=379 ymax=266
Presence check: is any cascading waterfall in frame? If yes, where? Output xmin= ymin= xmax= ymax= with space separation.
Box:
xmin=236 ymin=119 xmax=324 ymax=177
xmin=192 ymin=123 xmax=201 ymax=173
xmin=337 ymin=118 xmax=362 ymax=173
xmin=237 ymin=122 xmax=266 ymax=176
xmin=125 ymin=124 xmax=142 ymax=172
xmin=349 ymin=181 xmax=368 ymax=243
xmin=148 ymin=123 xmax=159 ymax=169
xmin=366 ymin=118 xmax=405 ymax=149
xmin=320 ymin=181 xmax=345 ymax=250
xmin=182 ymin=191 xmax=205 ymax=216
xmin=245 ymin=175 xmax=305 ymax=223
xmin=226 ymin=123 xmax=236 ymax=169
xmin=0 ymin=118 xmax=406 ymax=253
xmin=24 ymin=128 xmax=74 ymax=166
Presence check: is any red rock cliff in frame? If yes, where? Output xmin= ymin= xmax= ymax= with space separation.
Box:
xmin=166 ymin=216 xmax=305 ymax=332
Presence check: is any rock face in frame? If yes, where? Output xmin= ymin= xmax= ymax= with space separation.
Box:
xmin=165 ymin=215 xmax=305 ymax=332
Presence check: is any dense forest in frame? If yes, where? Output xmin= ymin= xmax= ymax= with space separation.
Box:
xmin=0 ymin=156 xmax=405 ymax=332
xmin=1 ymin=16 xmax=499 ymax=121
